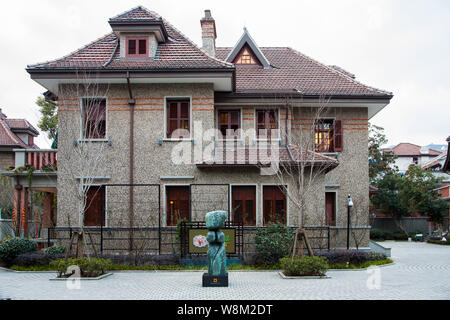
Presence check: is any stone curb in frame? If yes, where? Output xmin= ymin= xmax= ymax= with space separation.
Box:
xmin=279 ymin=272 xmax=330 ymax=279
xmin=49 ymin=273 xmax=113 ymax=281
xmin=328 ymin=262 xmax=395 ymax=272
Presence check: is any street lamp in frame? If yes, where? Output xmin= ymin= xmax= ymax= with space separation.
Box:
xmin=347 ymin=194 xmax=353 ymax=250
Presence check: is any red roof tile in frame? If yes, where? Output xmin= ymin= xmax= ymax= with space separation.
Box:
xmin=385 ymin=143 xmax=442 ymax=157
xmin=216 ymin=47 xmax=391 ymax=96
xmin=0 ymin=109 xmax=39 ymax=148
xmin=28 ymin=7 xmax=233 ymax=71
xmin=198 ymin=145 xmax=338 ymax=168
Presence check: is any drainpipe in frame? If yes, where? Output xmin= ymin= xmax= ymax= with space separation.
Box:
xmin=127 ymin=72 xmax=135 ymax=252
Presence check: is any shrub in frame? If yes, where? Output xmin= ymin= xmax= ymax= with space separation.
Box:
xmin=370 ymin=228 xmax=386 ymax=240
xmin=280 ymin=256 xmax=328 ymax=277
xmin=0 ymin=238 xmax=36 ymax=265
xmin=50 ymin=257 xmax=112 ymax=278
xmin=254 ymin=223 xmax=294 ymax=264
xmin=315 ymin=250 xmax=386 ymax=265
xmin=427 ymin=239 xmax=450 ymax=245
xmin=11 ymin=252 xmax=54 ymax=266
xmin=45 ymin=245 xmax=66 ymax=255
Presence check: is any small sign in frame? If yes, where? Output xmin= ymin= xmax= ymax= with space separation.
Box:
xmin=188 ymin=228 xmax=236 ymax=254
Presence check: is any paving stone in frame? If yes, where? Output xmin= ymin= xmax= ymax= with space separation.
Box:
xmin=0 ymin=242 xmax=449 ymax=300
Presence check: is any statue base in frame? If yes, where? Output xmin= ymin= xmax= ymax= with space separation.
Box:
xmin=202 ymin=273 xmax=228 ymax=287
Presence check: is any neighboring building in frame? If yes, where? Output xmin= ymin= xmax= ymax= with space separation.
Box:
xmin=383 ymin=143 xmax=442 ymax=174
xmin=0 ymin=108 xmax=39 ymax=170
xmin=22 ymin=7 xmax=393 ymax=250
xmin=0 ymin=108 xmax=39 ymax=225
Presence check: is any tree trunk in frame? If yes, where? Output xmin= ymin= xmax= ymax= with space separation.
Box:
xmin=76 ymin=231 xmax=84 ymax=259
xmin=393 ymin=218 xmax=409 ymax=237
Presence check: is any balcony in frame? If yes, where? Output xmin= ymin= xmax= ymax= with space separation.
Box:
xmin=14 ymin=149 xmax=58 ymax=171
xmin=0 ymin=149 xmax=57 ymax=190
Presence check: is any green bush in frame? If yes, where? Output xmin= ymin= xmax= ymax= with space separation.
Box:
xmin=254 ymin=223 xmax=294 ymax=264
xmin=370 ymin=228 xmax=385 ymax=240
xmin=427 ymin=239 xmax=450 ymax=245
xmin=280 ymin=256 xmax=328 ymax=277
xmin=0 ymin=238 xmax=36 ymax=265
xmin=50 ymin=258 xmax=112 ymax=278
xmin=45 ymin=245 xmax=66 ymax=255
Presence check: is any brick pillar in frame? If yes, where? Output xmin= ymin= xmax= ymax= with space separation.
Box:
xmin=43 ymin=192 xmax=55 ymax=228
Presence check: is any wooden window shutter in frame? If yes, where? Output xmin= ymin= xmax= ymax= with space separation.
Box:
xmin=334 ymin=119 xmax=343 ymax=152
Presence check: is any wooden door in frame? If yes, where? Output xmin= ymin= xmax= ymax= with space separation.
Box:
xmin=325 ymin=192 xmax=336 ymax=226
xmin=263 ymin=186 xmax=286 ymax=225
xmin=84 ymin=186 xmax=105 ymax=227
xmin=166 ymin=186 xmax=190 ymax=226
xmin=232 ymin=186 xmax=256 ymax=226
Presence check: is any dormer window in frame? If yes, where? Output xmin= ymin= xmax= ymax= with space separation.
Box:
xmin=234 ymin=45 xmax=260 ymax=65
xmin=126 ymin=37 xmax=148 ymax=57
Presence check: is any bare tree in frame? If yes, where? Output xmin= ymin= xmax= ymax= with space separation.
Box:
xmin=259 ymin=95 xmax=337 ymax=259
xmin=58 ymin=73 xmax=111 ymax=258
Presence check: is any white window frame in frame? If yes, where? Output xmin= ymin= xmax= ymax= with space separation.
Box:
xmin=79 ymin=96 xmax=109 ymax=142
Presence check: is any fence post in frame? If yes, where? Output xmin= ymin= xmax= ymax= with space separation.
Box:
xmin=47 ymin=228 xmax=51 ymax=248
xmin=327 ymin=227 xmax=330 ymax=251
xmin=100 ymin=224 xmax=103 ymax=254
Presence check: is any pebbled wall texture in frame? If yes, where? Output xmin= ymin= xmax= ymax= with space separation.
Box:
xmin=56 ymin=83 xmax=370 ymax=250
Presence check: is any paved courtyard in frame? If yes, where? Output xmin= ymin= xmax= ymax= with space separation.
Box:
xmin=1 ymin=241 xmax=450 ymax=300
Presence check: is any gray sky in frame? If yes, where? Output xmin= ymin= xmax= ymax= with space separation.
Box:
xmin=0 ymin=0 xmax=449 ymax=148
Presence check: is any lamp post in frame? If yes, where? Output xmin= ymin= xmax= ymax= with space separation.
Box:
xmin=347 ymin=194 xmax=354 ymax=250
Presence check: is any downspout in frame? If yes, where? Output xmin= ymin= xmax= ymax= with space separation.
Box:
xmin=126 ymin=72 xmax=136 ymax=253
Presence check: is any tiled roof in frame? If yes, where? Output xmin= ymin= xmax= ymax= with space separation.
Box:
xmin=27 ymin=7 xmax=233 ymax=71
xmin=216 ymin=47 xmax=392 ymax=96
xmin=384 ymin=143 xmax=442 ymax=157
xmin=5 ymin=119 xmax=39 ymax=135
xmin=198 ymin=145 xmax=338 ymax=168
xmin=109 ymin=6 xmax=161 ymax=21
xmin=0 ymin=109 xmax=39 ymax=148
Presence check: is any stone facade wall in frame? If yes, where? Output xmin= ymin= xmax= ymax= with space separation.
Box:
xmin=56 ymin=83 xmax=370 ymax=249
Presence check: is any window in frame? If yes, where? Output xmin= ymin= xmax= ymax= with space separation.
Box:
xmin=234 ymin=45 xmax=259 ymax=65
xmin=412 ymin=156 xmax=419 ymax=165
xmin=166 ymin=99 xmax=190 ymax=139
xmin=126 ymin=37 xmax=148 ymax=57
xmin=232 ymin=186 xmax=256 ymax=226
xmin=218 ymin=110 xmax=240 ymax=139
xmin=325 ymin=192 xmax=336 ymax=226
xmin=84 ymin=186 xmax=105 ymax=227
xmin=314 ymin=119 xmax=343 ymax=152
xmin=166 ymin=186 xmax=190 ymax=226
xmin=263 ymin=186 xmax=287 ymax=225
xmin=256 ymin=109 xmax=278 ymax=139
xmin=82 ymin=98 xmax=106 ymax=139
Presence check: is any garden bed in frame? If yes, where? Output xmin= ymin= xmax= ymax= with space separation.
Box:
xmin=427 ymin=239 xmax=450 ymax=245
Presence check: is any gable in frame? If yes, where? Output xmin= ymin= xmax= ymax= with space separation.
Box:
xmin=225 ymin=28 xmax=270 ymax=68
xmin=233 ymin=44 xmax=262 ymax=65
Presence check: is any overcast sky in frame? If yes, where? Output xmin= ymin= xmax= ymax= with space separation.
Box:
xmin=0 ymin=0 xmax=449 ymax=148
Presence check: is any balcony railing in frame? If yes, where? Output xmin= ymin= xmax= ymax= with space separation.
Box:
xmin=13 ymin=149 xmax=58 ymax=171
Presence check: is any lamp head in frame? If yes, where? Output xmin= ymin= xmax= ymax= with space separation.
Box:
xmin=347 ymin=194 xmax=354 ymax=208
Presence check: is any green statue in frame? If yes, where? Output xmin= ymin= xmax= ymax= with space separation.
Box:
xmin=203 ymin=210 xmax=228 ymax=286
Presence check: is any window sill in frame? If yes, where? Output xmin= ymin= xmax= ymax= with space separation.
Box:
xmin=255 ymin=138 xmax=282 ymax=143
xmin=163 ymin=138 xmax=193 ymax=142
xmin=78 ymin=139 xmax=109 ymax=143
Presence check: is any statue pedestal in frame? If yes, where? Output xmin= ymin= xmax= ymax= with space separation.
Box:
xmin=202 ymin=273 xmax=228 ymax=287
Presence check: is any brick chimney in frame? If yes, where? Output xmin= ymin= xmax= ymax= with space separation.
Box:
xmin=200 ymin=10 xmax=217 ymax=57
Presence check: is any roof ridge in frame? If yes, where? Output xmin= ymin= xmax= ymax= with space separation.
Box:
xmin=28 ymin=33 xmax=115 ymax=69
xmin=0 ymin=118 xmax=26 ymax=147
xmin=161 ymin=18 xmax=233 ymax=68
xmin=287 ymin=47 xmax=392 ymax=96
xmin=109 ymin=5 xmax=161 ymax=21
